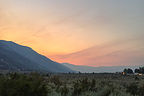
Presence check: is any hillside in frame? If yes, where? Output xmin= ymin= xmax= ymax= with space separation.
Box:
xmin=62 ymin=63 xmax=142 ymax=73
xmin=0 ymin=40 xmax=74 ymax=73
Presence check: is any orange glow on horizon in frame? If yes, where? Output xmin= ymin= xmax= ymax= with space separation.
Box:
xmin=1 ymin=0 xmax=144 ymax=67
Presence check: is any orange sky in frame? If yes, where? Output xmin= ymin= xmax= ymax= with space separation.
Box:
xmin=0 ymin=0 xmax=144 ymax=66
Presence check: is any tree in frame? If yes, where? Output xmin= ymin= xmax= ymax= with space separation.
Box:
xmin=139 ymin=67 xmax=144 ymax=74
xmin=123 ymin=68 xmax=133 ymax=74
xmin=135 ymin=69 xmax=141 ymax=73
xmin=134 ymin=67 xmax=144 ymax=74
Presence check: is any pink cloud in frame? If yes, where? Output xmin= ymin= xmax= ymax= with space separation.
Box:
xmin=49 ymin=39 xmax=144 ymax=67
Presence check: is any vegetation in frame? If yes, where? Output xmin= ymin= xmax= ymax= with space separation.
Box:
xmin=135 ymin=67 xmax=144 ymax=74
xmin=123 ymin=68 xmax=133 ymax=74
xmin=0 ymin=73 xmax=47 ymax=96
xmin=0 ymin=72 xmax=143 ymax=96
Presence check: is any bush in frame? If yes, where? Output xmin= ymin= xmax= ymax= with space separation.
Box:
xmin=126 ymin=82 xmax=139 ymax=95
xmin=0 ymin=73 xmax=47 ymax=96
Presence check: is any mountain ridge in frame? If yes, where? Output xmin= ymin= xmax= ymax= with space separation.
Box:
xmin=0 ymin=40 xmax=74 ymax=73
xmin=62 ymin=63 xmax=143 ymax=73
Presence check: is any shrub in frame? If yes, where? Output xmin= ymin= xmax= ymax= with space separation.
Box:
xmin=0 ymin=73 xmax=47 ymax=96
xmin=126 ymin=82 xmax=139 ymax=95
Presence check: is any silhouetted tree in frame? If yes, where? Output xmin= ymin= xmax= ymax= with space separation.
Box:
xmin=139 ymin=67 xmax=144 ymax=74
xmin=134 ymin=67 xmax=144 ymax=74
xmin=124 ymin=68 xmax=133 ymax=74
xmin=135 ymin=69 xmax=141 ymax=73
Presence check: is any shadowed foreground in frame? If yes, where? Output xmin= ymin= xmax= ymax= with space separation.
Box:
xmin=0 ymin=73 xmax=144 ymax=96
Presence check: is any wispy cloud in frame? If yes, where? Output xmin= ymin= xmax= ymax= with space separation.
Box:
xmin=18 ymin=9 xmax=86 ymax=44
xmin=49 ymin=38 xmax=144 ymax=66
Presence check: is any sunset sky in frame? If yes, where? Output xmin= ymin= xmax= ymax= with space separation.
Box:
xmin=0 ymin=0 xmax=144 ymax=66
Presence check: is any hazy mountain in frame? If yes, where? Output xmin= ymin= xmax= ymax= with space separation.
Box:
xmin=62 ymin=63 xmax=143 ymax=73
xmin=0 ymin=40 xmax=74 ymax=73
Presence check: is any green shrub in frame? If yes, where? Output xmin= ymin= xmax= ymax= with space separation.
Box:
xmin=0 ymin=73 xmax=47 ymax=96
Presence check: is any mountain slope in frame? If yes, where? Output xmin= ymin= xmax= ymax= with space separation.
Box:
xmin=0 ymin=40 xmax=74 ymax=73
xmin=62 ymin=63 xmax=143 ymax=73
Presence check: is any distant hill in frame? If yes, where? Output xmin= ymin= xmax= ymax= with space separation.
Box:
xmin=0 ymin=40 xmax=74 ymax=73
xmin=62 ymin=63 xmax=143 ymax=73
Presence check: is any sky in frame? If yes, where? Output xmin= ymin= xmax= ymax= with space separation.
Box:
xmin=0 ymin=0 xmax=144 ymax=66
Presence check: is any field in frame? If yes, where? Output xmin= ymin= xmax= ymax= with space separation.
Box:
xmin=0 ymin=73 xmax=144 ymax=96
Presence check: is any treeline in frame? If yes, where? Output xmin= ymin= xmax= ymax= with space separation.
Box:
xmin=123 ymin=67 xmax=144 ymax=74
